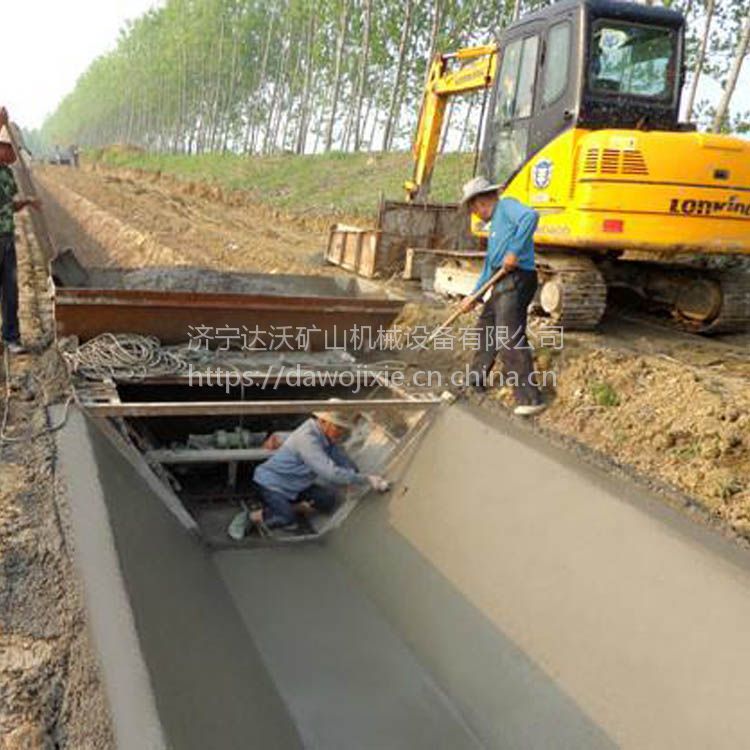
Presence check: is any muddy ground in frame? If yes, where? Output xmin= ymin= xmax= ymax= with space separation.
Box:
xmin=2 ymin=161 xmax=749 ymax=746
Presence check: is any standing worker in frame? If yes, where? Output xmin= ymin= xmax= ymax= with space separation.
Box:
xmin=249 ymin=402 xmax=390 ymax=534
xmin=0 ymin=108 xmax=40 ymax=355
xmin=458 ymin=176 xmax=545 ymax=416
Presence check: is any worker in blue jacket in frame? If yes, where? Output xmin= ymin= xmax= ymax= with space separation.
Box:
xmin=250 ymin=403 xmax=390 ymax=532
xmin=458 ymin=176 xmax=545 ymax=416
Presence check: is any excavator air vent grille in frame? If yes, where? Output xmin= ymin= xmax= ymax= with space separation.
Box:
xmin=581 ymin=148 xmax=649 ymax=177
xmin=621 ymin=150 xmax=649 ymax=175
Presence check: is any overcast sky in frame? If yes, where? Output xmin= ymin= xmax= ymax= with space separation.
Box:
xmin=2 ymin=0 xmax=748 ymax=133
xmin=3 ymin=0 xmax=163 ymax=129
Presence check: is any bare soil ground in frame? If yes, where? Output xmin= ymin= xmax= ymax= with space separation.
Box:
xmin=0 ymin=216 xmax=113 ymax=748
xmin=35 ymin=164 xmax=750 ymax=541
xmin=37 ymin=164 xmax=335 ymax=275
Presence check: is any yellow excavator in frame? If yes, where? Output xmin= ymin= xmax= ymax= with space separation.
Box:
xmin=405 ymin=0 xmax=750 ymax=332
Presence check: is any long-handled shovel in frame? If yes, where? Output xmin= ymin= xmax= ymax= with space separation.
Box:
xmin=425 ymin=265 xmax=509 ymax=346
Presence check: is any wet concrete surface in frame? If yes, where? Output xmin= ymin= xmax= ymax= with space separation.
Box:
xmin=217 ymin=548 xmax=483 ymax=749
xmin=83 ymin=267 xmax=386 ymax=298
xmin=57 ymin=410 xmax=303 ymax=750
xmin=336 ymin=405 xmax=750 ymax=749
xmin=57 ymin=403 xmax=750 ymax=749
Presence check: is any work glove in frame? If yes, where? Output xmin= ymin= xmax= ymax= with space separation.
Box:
xmin=368 ymin=475 xmax=391 ymax=493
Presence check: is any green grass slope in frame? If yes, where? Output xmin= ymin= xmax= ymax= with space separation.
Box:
xmin=89 ymin=147 xmax=476 ymax=218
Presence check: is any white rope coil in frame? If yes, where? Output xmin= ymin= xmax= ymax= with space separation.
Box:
xmin=63 ymin=333 xmax=192 ymax=381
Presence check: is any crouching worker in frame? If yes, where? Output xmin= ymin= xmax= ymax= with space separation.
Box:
xmin=249 ymin=406 xmax=390 ymax=533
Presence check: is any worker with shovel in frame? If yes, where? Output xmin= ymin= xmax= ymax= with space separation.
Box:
xmin=0 ymin=108 xmax=40 ymax=354
xmin=245 ymin=403 xmax=390 ymax=535
xmin=458 ymin=176 xmax=545 ymax=416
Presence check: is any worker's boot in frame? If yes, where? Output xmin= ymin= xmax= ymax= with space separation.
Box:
xmin=514 ymin=403 xmax=547 ymax=417
xmin=5 ymin=341 xmax=25 ymax=355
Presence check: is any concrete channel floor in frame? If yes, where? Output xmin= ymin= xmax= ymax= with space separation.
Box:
xmin=216 ymin=549 xmax=482 ymax=749
xmin=57 ymin=404 xmax=750 ymax=749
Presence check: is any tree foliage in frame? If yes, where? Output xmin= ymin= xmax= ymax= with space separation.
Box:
xmin=40 ymin=0 xmax=748 ymax=153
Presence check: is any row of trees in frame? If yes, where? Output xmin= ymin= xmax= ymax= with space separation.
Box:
xmin=39 ymin=0 xmax=750 ymax=155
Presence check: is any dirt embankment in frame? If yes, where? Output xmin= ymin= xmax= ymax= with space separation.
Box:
xmin=36 ymin=164 xmax=335 ymax=275
xmin=0 ymin=217 xmax=113 ymax=747
xmin=544 ymin=346 xmax=750 ymax=531
xmin=38 ymin=163 xmax=750 ymax=541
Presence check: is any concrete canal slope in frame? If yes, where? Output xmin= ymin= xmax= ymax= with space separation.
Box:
xmin=57 ymin=405 xmax=750 ymax=749
xmin=329 ymin=405 xmax=750 ymax=749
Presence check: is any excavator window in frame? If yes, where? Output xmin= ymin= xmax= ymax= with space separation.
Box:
xmin=543 ymin=22 xmax=571 ymax=106
xmin=493 ymin=33 xmax=540 ymax=183
xmin=497 ymin=38 xmax=523 ymax=122
xmin=589 ymin=21 xmax=676 ymax=100
xmin=515 ymin=36 xmax=540 ymax=119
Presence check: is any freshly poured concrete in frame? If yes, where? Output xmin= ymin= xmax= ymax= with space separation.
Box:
xmin=331 ymin=406 xmax=750 ymax=749
xmin=216 ymin=549 xmax=482 ymax=749
xmin=58 ymin=411 xmax=303 ymax=750
xmin=58 ymin=405 xmax=750 ymax=749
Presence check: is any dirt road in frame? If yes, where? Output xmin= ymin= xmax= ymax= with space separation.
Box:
xmin=36 ymin=164 xmax=334 ymax=275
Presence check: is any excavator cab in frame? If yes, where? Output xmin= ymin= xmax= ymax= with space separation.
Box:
xmin=481 ymin=0 xmax=685 ymax=186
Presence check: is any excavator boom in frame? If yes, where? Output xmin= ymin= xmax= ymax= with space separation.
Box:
xmin=405 ymin=45 xmax=497 ymax=202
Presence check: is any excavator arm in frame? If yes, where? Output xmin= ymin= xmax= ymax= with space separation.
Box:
xmin=405 ymin=44 xmax=498 ymax=203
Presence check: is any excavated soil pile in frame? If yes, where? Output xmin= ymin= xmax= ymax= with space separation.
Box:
xmin=545 ymin=347 xmax=750 ymax=533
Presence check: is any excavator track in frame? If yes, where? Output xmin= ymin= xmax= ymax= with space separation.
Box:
xmin=535 ymin=253 xmax=608 ymax=330
xmin=691 ymin=272 xmax=750 ymax=334
xmin=601 ymin=259 xmax=750 ymax=335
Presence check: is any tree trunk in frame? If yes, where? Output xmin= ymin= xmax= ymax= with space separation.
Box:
xmin=312 ymin=104 xmax=326 ymax=152
xmin=381 ymin=0 xmax=413 ymax=151
xmin=424 ymin=0 xmax=442 ymax=87
xmin=712 ymin=12 xmax=750 ymax=131
xmin=353 ymin=0 xmax=372 ymax=151
xmin=512 ymin=0 xmax=522 ymax=22
xmin=439 ymin=99 xmax=454 ymax=154
xmin=685 ymin=0 xmax=714 ymax=121
xmin=365 ymin=99 xmax=378 ymax=149
xmin=280 ymin=34 xmax=304 ymax=151
xmin=207 ymin=13 xmax=226 ymax=151
xmin=220 ymin=16 xmax=242 ymax=152
xmin=341 ymin=83 xmax=355 ymax=151
xmin=325 ymin=0 xmax=351 ymax=151
xmin=244 ymin=11 xmax=275 ymax=154
xmin=175 ymin=43 xmax=188 ymax=153
xmin=263 ymin=23 xmax=291 ymax=154
xmin=295 ymin=13 xmax=317 ymax=154
xmin=457 ymin=100 xmax=476 ymax=152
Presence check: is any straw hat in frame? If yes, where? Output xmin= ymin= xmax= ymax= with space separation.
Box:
xmin=460 ymin=175 xmax=501 ymax=206
xmin=0 ymin=126 xmax=12 ymax=146
xmin=314 ymin=398 xmax=357 ymax=430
